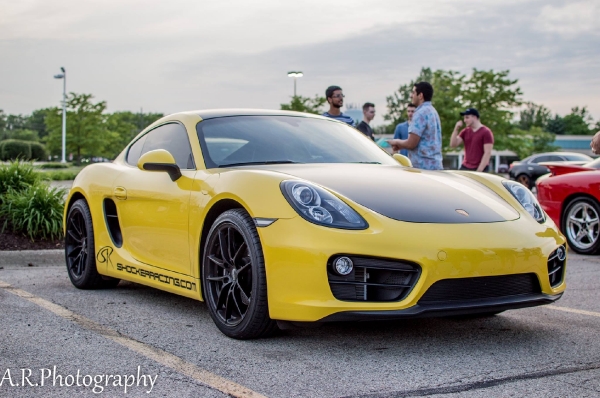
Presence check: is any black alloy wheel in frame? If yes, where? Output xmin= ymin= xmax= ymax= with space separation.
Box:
xmin=65 ymin=199 xmax=119 ymax=289
xmin=516 ymin=174 xmax=532 ymax=189
xmin=202 ymin=209 xmax=277 ymax=339
xmin=562 ymin=197 xmax=600 ymax=255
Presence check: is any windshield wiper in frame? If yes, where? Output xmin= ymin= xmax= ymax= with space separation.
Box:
xmin=218 ymin=160 xmax=300 ymax=168
xmin=351 ymin=161 xmax=382 ymax=164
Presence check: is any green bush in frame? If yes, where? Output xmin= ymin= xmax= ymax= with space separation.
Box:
xmin=0 ymin=161 xmax=41 ymax=196
xmin=0 ymin=184 xmax=66 ymax=240
xmin=38 ymin=162 xmax=71 ymax=169
xmin=0 ymin=139 xmax=32 ymax=160
xmin=42 ymin=170 xmax=79 ymax=181
xmin=29 ymin=142 xmax=48 ymax=160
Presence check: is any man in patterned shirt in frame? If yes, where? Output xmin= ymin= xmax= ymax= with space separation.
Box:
xmin=387 ymin=82 xmax=443 ymax=170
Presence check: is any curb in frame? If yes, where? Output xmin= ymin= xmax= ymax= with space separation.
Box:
xmin=0 ymin=250 xmax=64 ymax=267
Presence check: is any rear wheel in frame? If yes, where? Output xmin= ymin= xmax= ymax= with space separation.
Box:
xmin=202 ymin=209 xmax=277 ymax=339
xmin=65 ymin=199 xmax=120 ymax=289
xmin=562 ymin=197 xmax=600 ymax=255
xmin=516 ymin=173 xmax=532 ymax=189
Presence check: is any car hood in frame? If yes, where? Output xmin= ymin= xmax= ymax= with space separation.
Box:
xmin=249 ymin=164 xmax=520 ymax=223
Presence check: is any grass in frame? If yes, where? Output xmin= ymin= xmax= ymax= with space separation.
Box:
xmin=37 ymin=166 xmax=84 ymax=181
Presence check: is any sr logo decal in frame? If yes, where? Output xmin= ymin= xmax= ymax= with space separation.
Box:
xmin=96 ymin=246 xmax=115 ymax=268
xmin=95 ymin=246 xmax=197 ymax=291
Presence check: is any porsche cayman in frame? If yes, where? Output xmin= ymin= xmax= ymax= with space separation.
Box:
xmin=64 ymin=110 xmax=567 ymax=339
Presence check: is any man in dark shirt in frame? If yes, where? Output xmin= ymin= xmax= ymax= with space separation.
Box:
xmin=356 ymin=102 xmax=375 ymax=140
xmin=449 ymin=108 xmax=494 ymax=172
xmin=322 ymin=85 xmax=355 ymax=126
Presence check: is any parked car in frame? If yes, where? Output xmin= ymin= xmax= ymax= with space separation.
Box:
xmin=64 ymin=109 xmax=567 ymax=339
xmin=537 ymin=157 xmax=600 ymax=254
xmin=509 ymin=152 xmax=593 ymax=188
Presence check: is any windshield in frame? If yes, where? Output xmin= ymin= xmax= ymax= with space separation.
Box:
xmin=196 ymin=115 xmax=397 ymax=168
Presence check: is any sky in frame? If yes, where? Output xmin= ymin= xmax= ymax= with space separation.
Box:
xmin=1 ymin=0 xmax=599 ymax=126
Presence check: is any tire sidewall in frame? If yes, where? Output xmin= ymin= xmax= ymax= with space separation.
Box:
xmin=562 ymin=197 xmax=600 ymax=255
xmin=65 ymin=200 xmax=97 ymax=288
xmin=202 ymin=210 xmax=267 ymax=337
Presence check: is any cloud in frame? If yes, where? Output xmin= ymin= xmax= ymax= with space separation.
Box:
xmin=535 ymin=1 xmax=600 ymax=36
xmin=0 ymin=0 xmax=598 ymax=125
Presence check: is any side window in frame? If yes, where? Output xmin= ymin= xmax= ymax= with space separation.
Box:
xmin=126 ymin=136 xmax=147 ymax=166
xmin=134 ymin=123 xmax=195 ymax=169
xmin=547 ymin=156 xmax=563 ymax=162
xmin=531 ymin=156 xmax=549 ymax=164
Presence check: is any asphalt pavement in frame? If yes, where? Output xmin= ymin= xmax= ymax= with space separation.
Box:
xmin=0 ymin=250 xmax=599 ymax=397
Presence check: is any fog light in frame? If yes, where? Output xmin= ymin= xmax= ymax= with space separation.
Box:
xmin=334 ymin=256 xmax=353 ymax=276
xmin=556 ymin=246 xmax=566 ymax=261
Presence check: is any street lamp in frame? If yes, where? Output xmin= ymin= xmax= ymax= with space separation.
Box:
xmin=53 ymin=67 xmax=67 ymax=163
xmin=287 ymin=71 xmax=303 ymax=97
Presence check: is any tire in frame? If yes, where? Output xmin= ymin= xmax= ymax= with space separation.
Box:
xmin=516 ymin=173 xmax=532 ymax=189
xmin=65 ymin=199 xmax=120 ymax=289
xmin=202 ymin=209 xmax=277 ymax=339
xmin=562 ymin=197 xmax=600 ymax=255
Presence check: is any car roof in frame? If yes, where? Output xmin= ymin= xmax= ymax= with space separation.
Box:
xmin=175 ymin=109 xmax=328 ymax=120
xmin=525 ymin=152 xmax=593 ymax=160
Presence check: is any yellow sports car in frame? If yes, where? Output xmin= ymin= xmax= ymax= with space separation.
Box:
xmin=64 ymin=110 xmax=567 ymax=339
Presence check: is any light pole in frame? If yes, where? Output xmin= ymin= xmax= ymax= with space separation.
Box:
xmin=53 ymin=67 xmax=67 ymax=163
xmin=287 ymin=71 xmax=303 ymax=97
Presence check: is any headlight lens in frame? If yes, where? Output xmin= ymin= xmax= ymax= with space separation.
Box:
xmin=281 ymin=181 xmax=368 ymax=229
xmin=502 ymin=181 xmax=546 ymax=223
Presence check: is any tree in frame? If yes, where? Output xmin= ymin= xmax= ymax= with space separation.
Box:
xmin=385 ymin=68 xmax=522 ymax=150
xmin=280 ymin=95 xmax=326 ymax=114
xmin=27 ymin=108 xmax=52 ymax=139
xmin=545 ymin=115 xmax=566 ymax=135
xmin=519 ymin=102 xmax=551 ymax=130
xmin=462 ymin=69 xmax=522 ymax=151
xmin=45 ymin=93 xmax=112 ymax=163
xmin=504 ymin=127 xmax=559 ymax=159
xmin=106 ymin=111 xmax=163 ymax=157
xmin=562 ymin=106 xmax=594 ymax=135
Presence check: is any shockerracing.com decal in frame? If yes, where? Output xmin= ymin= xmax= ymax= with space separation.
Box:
xmin=97 ymin=246 xmax=197 ymax=291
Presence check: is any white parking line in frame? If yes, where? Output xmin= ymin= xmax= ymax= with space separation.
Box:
xmin=0 ymin=279 xmax=268 ymax=398
xmin=547 ymin=305 xmax=600 ymax=318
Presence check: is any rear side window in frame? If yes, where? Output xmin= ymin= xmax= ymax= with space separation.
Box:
xmin=126 ymin=123 xmax=195 ymax=169
xmin=126 ymin=136 xmax=147 ymax=166
xmin=546 ymin=156 xmax=563 ymax=162
xmin=531 ymin=156 xmax=550 ymax=163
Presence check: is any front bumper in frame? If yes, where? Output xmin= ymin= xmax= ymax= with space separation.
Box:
xmin=258 ymin=208 xmax=566 ymax=322
xmin=320 ymin=292 xmax=562 ymax=321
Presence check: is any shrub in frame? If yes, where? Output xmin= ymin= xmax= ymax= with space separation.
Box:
xmin=0 ymin=160 xmax=41 ymax=196
xmin=29 ymin=142 xmax=48 ymax=160
xmin=0 ymin=139 xmax=32 ymax=160
xmin=38 ymin=162 xmax=71 ymax=169
xmin=0 ymin=184 xmax=66 ymax=240
xmin=43 ymin=170 xmax=80 ymax=181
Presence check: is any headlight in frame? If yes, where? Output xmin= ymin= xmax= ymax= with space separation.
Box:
xmin=502 ymin=181 xmax=546 ymax=223
xmin=280 ymin=180 xmax=368 ymax=229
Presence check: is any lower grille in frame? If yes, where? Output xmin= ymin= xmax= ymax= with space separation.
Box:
xmin=548 ymin=246 xmax=566 ymax=288
xmin=418 ymin=273 xmax=541 ymax=304
xmin=328 ymin=256 xmax=421 ymax=302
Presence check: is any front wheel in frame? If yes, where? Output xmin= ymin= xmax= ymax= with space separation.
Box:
xmin=65 ymin=199 xmax=120 ymax=289
xmin=202 ymin=209 xmax=277 ymax=339
xmin=562 ymin=197 xmax=600 ymax=255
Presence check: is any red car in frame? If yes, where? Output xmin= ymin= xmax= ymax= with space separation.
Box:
xmin=537 ymin=158 xmax=600 ymax=255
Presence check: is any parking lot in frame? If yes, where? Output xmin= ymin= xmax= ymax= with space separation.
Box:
xmin=1 ymin=250 xmax=599 ymax=397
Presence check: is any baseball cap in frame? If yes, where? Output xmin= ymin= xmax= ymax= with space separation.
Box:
xmin=460 ymin=108 xmax=480 ymax=118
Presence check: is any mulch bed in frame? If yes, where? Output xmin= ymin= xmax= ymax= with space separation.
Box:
xmin=0 ymin=226 xmax=64 ymax=251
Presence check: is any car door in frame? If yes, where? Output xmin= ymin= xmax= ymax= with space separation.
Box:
xmin=113 ymin=122 xmax=196 ymax=276
xmin=529 ymin=155 xmax=551 ymax=179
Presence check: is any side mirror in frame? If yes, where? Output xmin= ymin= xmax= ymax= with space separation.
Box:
xmin=392 ymin=153 xmax=412 ymax=168
xmin=137 ymin=149 xmax=182 ymax=181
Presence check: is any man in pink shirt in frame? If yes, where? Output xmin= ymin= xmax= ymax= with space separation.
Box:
xmin=450 ymin=108 xmax=494 ymax=172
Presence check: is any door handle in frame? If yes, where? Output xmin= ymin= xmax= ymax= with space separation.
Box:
xmin=114 ymin=186 xmax=127 ymax=200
